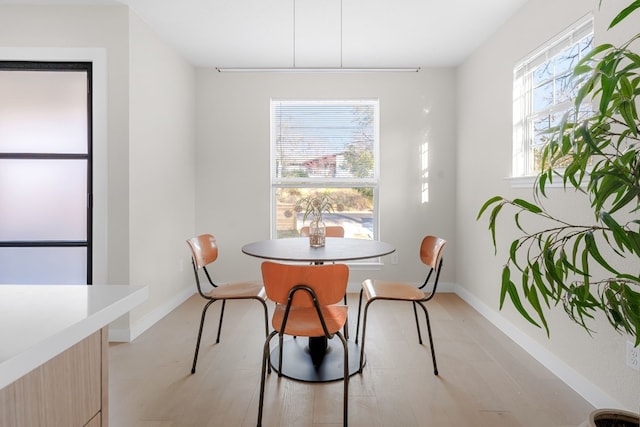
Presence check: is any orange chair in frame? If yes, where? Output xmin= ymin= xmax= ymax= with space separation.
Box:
xmin=355 ymin=235 xmax=446 ymax=375
xmin=299 ymin=225 xmax=345 ymax=237
xmin=257 ymin=261 xmax=350 ymax=426
xmin=300 ymin=224 xmax=349 ymax=338
xmin=186 ymin=234 xmax=269 ymax=374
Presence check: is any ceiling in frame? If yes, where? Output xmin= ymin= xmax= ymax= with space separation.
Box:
xmin=2 ymin=0 xmax=528 ymax=68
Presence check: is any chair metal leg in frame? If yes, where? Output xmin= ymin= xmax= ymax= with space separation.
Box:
xmin=260 ymin=300 xmax=270 ymax=338
xmin=354 ymin=289 xmax=364 ymax=344
xmin=358 ymin=300 xmax=372 ymax=374
xmin=259 ymin=299 xmax=272 ymax=374
xmin=191 ymin=299 xmax=216 ymax=374
xmin=278 ymin=334 xmax=284 ymax=377
xmin=412 ymin=301 xmax=423 ymax=345
xmin=416 ymin=302 xmax=438 ymax=375
xmin=215 ymin=300 xmax=227 ymax=343
xmin=336 ymin=331 xmax=349 ymax=427
xmin=343 ymin=293 xmax=349 ymax=340
xmin=257 ymin=331 xmax=277 ymax=427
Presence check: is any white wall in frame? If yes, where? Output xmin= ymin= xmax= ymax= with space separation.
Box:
xmin=127 ymin=11 xmax=196 ymax=337
xmin=195 ymin=70 xmax=457 ymax=290
xmin=457 ymin=0 xmax=640 ymax=410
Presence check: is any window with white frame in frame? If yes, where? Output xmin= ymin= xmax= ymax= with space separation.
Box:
xmin=271 ymin=99 xmax=379 ymax=240
xmin=513 ymin=15 xmax=593 ymax=177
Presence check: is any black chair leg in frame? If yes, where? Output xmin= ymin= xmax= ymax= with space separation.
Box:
xmin=355 ymin=289 xmax=364 ymax=344
xmin=358 ymin=300 xmax=372 ymax=373
xmin=257 ymin=331 xmax=277 ymax=426
xmin=343 ymin=293 xmax=349 ymax=339
xmin=412 ymin=301 xmax=423 ymax=344
xmin=259 ymin=299 xmax=272 ymax=374
xmin=216 ymin=300 xmax=227 ymax=343
xmin=278 ymin=334 xmax=284 ymax=377
xmin=337 ymin=332 xmax=349 ymax=427
xmin=191 ymin=299 xmax=215 ymax=374
xmin=417 ymin=302 xmax=438 ymax=375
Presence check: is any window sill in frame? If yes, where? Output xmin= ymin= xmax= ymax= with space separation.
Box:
xmin=506 ymin=175 xmax=581 ymax=189
xmin=345 ymin=260 xmax=385 ymax=270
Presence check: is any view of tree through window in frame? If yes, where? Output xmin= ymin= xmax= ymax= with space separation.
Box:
xmin=271 ymin=100 xmax=379 ymax=239
xmin=513 ymin=16 xmax=593 ymax=177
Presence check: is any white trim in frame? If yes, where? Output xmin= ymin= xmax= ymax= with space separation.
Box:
xmin=506 ymin=173 xmax=589 ymax=189
xmin=453 ymin=283 xmax=626 ymax=410
xmin=506 ymin=175 xmax=564 ymax=189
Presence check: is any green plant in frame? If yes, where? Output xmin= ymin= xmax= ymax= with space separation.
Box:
xmin=295 ymin=192 xmax=337 ymax=223
xmin=478 ymin=1 xmax=640 ymax=345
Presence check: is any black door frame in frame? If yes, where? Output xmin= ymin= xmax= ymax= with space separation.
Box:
xmin=0 ymin=61 xmax=93 ymax=284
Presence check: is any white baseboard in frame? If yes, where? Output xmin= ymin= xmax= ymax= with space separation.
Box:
xmin=108 ymin=287 xmax=195 ymax=342
xmin=452 ymin=284 xmax=624 ymax=410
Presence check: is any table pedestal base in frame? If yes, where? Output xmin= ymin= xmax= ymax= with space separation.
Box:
xmin=270 ymin=337 xmax=364 ymax=382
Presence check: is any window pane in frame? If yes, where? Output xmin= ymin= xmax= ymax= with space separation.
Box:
xmin=533 ymin=59 xmax=553 ymax=86
xmin=275 ymin=187 xmax=373 ymax=239
xmin=533 ymin=80 xmax=554 ymax=112
xmin=272 ymin=99 xmax=379 ymax=240
xmin=533 ymin=115 xmax=552 ymax=148
xmin=0 ymin=70 xmax=87 ymax=154
xmin=532 ymin=112 xmax=570 ymax=172
xmin=273 ymin=100 xmax=376 ymax=181
xmin=555 ymin=73 xmax=576 ymax=103
xmin=0 ymin=159 xmax=87 ymax=240
xmin=555 ymin=43 xmax=579 ymax=75
xmin=0 ymin=247 xmax=86 ymax=284
xmin=513 ymin=16 xmax=594 ymax=177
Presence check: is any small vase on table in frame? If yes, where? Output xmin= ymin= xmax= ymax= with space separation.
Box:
xmin=309 ymin=217 xmax=326 ymax=247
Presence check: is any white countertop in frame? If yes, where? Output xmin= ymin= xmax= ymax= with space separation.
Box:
xmin=0 ymin=284 xmax=148 ymax=389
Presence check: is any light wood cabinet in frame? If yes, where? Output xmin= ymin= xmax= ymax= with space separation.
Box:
xmin=0 ymin=327 xmax=108 ymax=427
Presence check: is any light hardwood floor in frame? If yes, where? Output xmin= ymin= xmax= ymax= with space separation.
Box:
xmin=109 ymin=292 xmax=594 ymax=427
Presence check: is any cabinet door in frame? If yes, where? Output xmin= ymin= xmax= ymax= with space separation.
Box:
xmin=0 ymin=329 xmax=103 ymax=427
xmin=85 ymin=411 xmax=102 ymax=427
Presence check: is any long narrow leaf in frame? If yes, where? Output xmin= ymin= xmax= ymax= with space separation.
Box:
xmin=513 ymin=198 xmax=543 ymax=214
xmin=527 ymin=286 xmax=550 ymax=336
xmin=500 ymin=266 xmax=510 ymax=308
xmin=585 ymin=232 xmax=620 ymax=274
xmin=600 ymin=211 xmax=631 ymax=251
xmin=609 ymin=0 xmax=640 ymax=29
xmin=477 ymin=196 xmax=504 ymax=220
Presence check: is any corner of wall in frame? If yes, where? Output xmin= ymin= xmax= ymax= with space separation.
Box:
xmin=108 ymin=287 xmax=195 ymax=342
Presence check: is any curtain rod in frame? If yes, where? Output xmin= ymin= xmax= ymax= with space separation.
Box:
xmin=215 ymin=67 xmax=421 ymax=73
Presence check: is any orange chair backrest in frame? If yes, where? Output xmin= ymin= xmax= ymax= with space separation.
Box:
xmin=299 ymin=225 xmax=345 ymax=238
xmin=419 ymin=236 xmax=447 ymax=270
xmin=186 ymin=234 xmax=219 ymax=268
xmin=261 ymin=261 xmax=349 ymax=307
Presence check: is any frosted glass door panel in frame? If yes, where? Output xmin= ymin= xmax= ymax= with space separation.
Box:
xmin=0 ymin=62 xmax=90 ymax=284
xmin=0 ymin=159 xmax=87 ymax=240
xmin=0 ymin=70 xmax=88 ymax=154
xmin=0 ymin=247 xmax=86 ymax=284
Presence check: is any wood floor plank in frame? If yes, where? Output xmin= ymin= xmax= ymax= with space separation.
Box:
xmin=109 ymin=293 xmax=594 ymax=426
